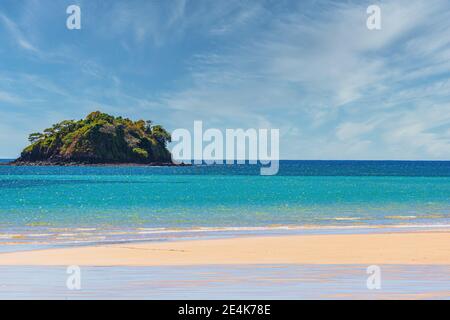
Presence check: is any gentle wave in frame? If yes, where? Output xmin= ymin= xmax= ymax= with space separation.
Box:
xmin=3 ymin=223 xmax=450 ymax=240
xmin=385 ymin=215 xmax=417 ymax=220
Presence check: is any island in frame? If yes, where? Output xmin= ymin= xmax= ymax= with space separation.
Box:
xmin=12 ymin=111 xmax=174 ymax=166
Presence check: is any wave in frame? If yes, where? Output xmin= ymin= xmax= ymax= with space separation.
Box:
xmin=385 ymin=215 xmax=417 ymax=220
xmin=2 ymin=223 xmax=450 ymax=251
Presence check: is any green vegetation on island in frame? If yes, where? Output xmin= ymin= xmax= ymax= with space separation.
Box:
xmin=14 ymin=111 xmax=173 ymax=165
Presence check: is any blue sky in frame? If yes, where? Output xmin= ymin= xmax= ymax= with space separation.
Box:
xmin=0 ymin=0 xmax=449 ymax=159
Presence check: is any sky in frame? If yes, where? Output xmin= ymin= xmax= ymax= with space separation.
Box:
xmin=0 ymin=0 xmax=449 ymax=160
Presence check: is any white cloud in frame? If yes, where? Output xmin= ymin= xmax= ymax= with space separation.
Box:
xmin=336 ymin=122 xmax=376 ymax=141
xmin=0 ymin=12 xmax=39 ymax=53
xmin=0 ymin=90 xmax=22 ymax=104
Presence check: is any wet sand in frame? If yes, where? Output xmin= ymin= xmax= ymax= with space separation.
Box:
xmin=1 ymin=264 xmax=449 ymax=299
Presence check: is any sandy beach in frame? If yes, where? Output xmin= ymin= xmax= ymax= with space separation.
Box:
xmin=0 ymin=230 xmax=449 ymax=266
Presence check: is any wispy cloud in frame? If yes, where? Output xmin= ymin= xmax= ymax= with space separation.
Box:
xmin=0 ymin=12 xmax=39 ymax=53
xmin=0 ymin=90 xmax=22 ymax=104
xmin=148 ymin=0 xmax=450 ymax=159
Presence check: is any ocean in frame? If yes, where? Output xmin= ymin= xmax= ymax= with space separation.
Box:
xmin=1 ymin=160 xmax=450 ymax=250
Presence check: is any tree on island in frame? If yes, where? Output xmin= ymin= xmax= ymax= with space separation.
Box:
xmin=15 ymin=111 xmax=172 ymax=165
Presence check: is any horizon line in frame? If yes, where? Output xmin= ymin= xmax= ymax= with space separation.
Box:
xmin=1 ymin=158 xmax=450 ymax=162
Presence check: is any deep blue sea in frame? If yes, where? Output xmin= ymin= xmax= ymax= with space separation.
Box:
xmin=1 ymin=160 xmax=449 ymax=249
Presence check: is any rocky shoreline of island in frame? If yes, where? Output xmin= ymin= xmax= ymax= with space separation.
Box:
xmin=4 ymin=160 xmax=187 ymax=167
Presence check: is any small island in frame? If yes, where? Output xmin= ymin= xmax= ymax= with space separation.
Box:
xmin=12 ymin=111 xmax=174 ymax=166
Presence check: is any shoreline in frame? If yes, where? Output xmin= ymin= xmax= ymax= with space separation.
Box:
xmin=1 ymin=224 xmax=450 ymax=253
xmin=0 ymin=230 xmax=449 ymax=266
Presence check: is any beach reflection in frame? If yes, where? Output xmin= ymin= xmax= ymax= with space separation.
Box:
xmin=0 ymin=264 xmax=448 ymax=299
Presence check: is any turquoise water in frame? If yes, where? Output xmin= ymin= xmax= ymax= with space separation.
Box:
xmin=1 ymin=160 xmax=450 ymax=248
